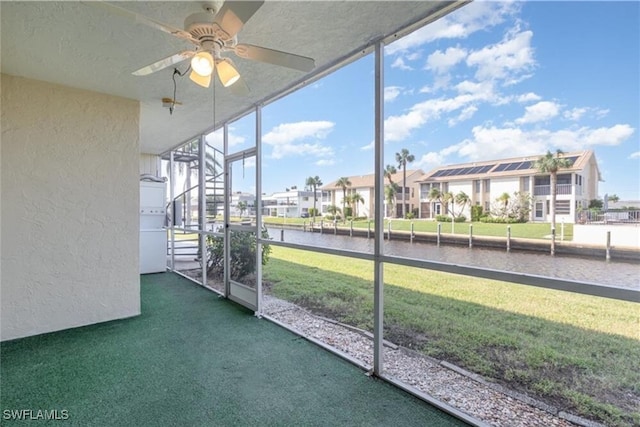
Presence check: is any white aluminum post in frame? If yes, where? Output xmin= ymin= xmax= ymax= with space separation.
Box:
xmin=170 ymin=151 xmax=175 ymax=270
xmin=256 ymin=106 xmax=263 ymax=315
xmin=223 ymin=124 xmax=230 ymax=297
xmin=199 ymin=134 xmax=207 ymax=287
xmin=373 ymin=41 xmax=385 ymax=376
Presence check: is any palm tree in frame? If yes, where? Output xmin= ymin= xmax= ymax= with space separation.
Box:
xmin=336 ymin=177 xmax=352 ymax=223
xmin=237 ymin=201 xmax=247 ymax=217
xmin=454 ymin=191 xmax=470 ymax=219
xmin=384 ymin=164 xmax=397 ymax=184
xmin=608 ymin=194 xmax=620 ymax=206
xmin=327 ymin=205 xmax=341 ymax=219
xmin=305 ymin=175 xmax=323 ymax=220
xmin=350 ymin=192 xmax=365 ymax=218
xmin=441 ymin=191 xmax=454 ymax=216
xmin=534 ymin=149 xmax=571 ymax=255
xmin=385 ymin=184 xmax=399 ymax=217
xmin=384 ymin=165 xmax=397 ymax=216
xmin=395 ymin=149 xmax=415 ymax=218
xmin=428 ymin=187 xmax=442 ymax=218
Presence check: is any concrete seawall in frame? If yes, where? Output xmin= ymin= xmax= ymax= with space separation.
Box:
xmin=268 ymin=223 xmax=640 ymax=262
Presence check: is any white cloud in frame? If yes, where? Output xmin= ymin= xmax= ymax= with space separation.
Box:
xmin=384 ymin=86 xmax=403 ymax=103
xmin=391 ymin=57 xmax=413 ymax=71
xmin=385 ymin=1 xmax=520 ymax=55
xmin=384 ymin=83 xmax=502 ymax=142
xmin=426 ymin=46 xmax=468 ymax=74
xmin=563 ymin=107 xmax=588 ymax=121
xmin=466 ymin=29 xmax=536 ymax=84
xmin=205 ymin=128 xmax=246 ymax=149
xmin=516 ymin=92 xmax=541 ymax=103
xmin=414 ymin=151 xmax=446 ymax=170
xmin=361 ymin=141 xmax=374 ymax=151
xmin=448 ymin=105 xmax=478 ymax=127
xmin=629 ymin=151 xmax=640 ymax=159
xmin=445 ymin=123 xmax=635 ymax=161
xmin=263 ymin=121 xmax=335 ymax=160
xmin=315 ymin=159 xmax=336 ymax=166
xmin=515 ymin=101 xmax=560 ymax=124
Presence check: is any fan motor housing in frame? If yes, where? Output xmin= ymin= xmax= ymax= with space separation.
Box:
xmin=185 ymin=11 xmax=229 ymax=43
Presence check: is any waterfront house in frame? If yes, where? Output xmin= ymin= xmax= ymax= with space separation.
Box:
xmin=262 ymin=189 xmax=325 ymax=218
xmin=322 ymin=170 xmax=424 ymax=218
xmin=417 ymin=150 xmax=601 ymax=223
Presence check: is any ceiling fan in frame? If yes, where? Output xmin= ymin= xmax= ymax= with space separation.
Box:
xmin=96 ymin=1 xmax=315 ymax=93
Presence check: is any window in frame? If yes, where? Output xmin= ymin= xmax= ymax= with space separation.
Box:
xmin=483 ymin=179 xmax=490 ymax=192
xmin=484 ymin=201 xmax=490 ymax=212
xmin=557 ymin=174 xmax=572 ymax=185
xmin=420 ymin=183 xmax=430 ymax=200
xmin=302 ymin=196 xmax=309 ymax=201
xmin=474 ymin=180 xmax=481 ymax=193
xmin=535 ymin=176 xmax=550 ymax=186
xmin=521 ymin=176 xmax=530 ymax=192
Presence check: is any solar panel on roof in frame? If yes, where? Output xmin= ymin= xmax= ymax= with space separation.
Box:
xmin=467 ymin=166 xmax=481 ymax=174
xmin=479 ymin=165 xmax=495 ymax=173
xmin=459 ymin=167 xmax=474 ymax=175
xmin=505 ymin=162 xmax=521 ymax=171
xmin=517 ymin=161 xmax=532 ymax=170
xmin=450 ymin=168 xmax=465 ymax=176
xmin=565 ymin=156 xmax=578 ymax=165
xmin=493 ymin=164 xmax=509 ymax=172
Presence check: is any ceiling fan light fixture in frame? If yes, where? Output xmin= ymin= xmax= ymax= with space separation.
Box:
xmin=190 ymin=51 xmax=214 ymax=77
xmin=189 ymin=70 xmax=212 ymax=88
xmin=216 ymin=58 xmax=240 ymax=87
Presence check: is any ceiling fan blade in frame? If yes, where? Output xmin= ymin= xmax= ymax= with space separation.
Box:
xmin=91 ymin=1 xmax=199 ymax=45
xmin=233 ymin=44 xmax=315 ymax=72
xmin=213 ymin=1 xmax=264 ymax=40
xmin=227 ymin=75 xmax=250 ymax=97
xmin=132 ymin=51 xmax=195 ymax=76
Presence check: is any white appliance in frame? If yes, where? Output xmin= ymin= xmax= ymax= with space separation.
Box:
xmin=140 ymin=180 xmax=167 ymax=274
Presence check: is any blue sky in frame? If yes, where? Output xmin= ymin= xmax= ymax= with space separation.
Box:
xmin=211 ymin=1 xmax=639 ymax=200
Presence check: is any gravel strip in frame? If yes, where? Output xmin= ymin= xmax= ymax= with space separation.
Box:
xmin=263 ymin=295 xmax=584 ymax=427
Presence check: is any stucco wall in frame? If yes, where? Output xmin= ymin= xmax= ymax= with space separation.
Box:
xmin=1 ymin=74 xmax=140 ymax=341
xmin=573 ymin=224 xmax=640 ymax=249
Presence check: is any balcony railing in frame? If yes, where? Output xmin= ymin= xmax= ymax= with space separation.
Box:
xmin=533 ymin=184 xmax=573 ymax=196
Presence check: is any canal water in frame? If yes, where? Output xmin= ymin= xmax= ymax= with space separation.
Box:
xmin=267 ymin=228 xmax=640 ymax=290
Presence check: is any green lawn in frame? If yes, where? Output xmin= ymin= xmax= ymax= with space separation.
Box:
xmin=263 ymin=246 xmax=639 ymax=427
xmin=262 ymin=217 xmax=573 ymax=241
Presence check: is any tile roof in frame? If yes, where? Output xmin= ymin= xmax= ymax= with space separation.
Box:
xmin=322 ymin=169 xmax=423 ymax=190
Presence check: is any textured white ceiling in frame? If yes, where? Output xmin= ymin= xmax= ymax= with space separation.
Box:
xmin=1 ymin=1 xmax=464 ymax=154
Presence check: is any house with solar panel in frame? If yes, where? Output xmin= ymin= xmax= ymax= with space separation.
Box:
xmin=416 ymin=150 xmax=601 ymax=223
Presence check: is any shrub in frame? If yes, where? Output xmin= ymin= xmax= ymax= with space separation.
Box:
xmin=206 ymin=227 xmax=271 ymax=280
xmin=344 ymin=207 xmax=353 ymax=218
xmin=308 ymin=208 xmax=319 ymax=217
xmin=471 ymin=205 xmax=483 ymax=221
xmin=479 ymin=216 xmax=527 ymax=224
xmin=405 ymin=212 xmax=415 ymax=219
xmin=436 ymin=215 xmax=466 ymax=223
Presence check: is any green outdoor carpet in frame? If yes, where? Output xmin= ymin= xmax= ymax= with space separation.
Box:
xmin=1 ymin=273 xmax=468 ymax=426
